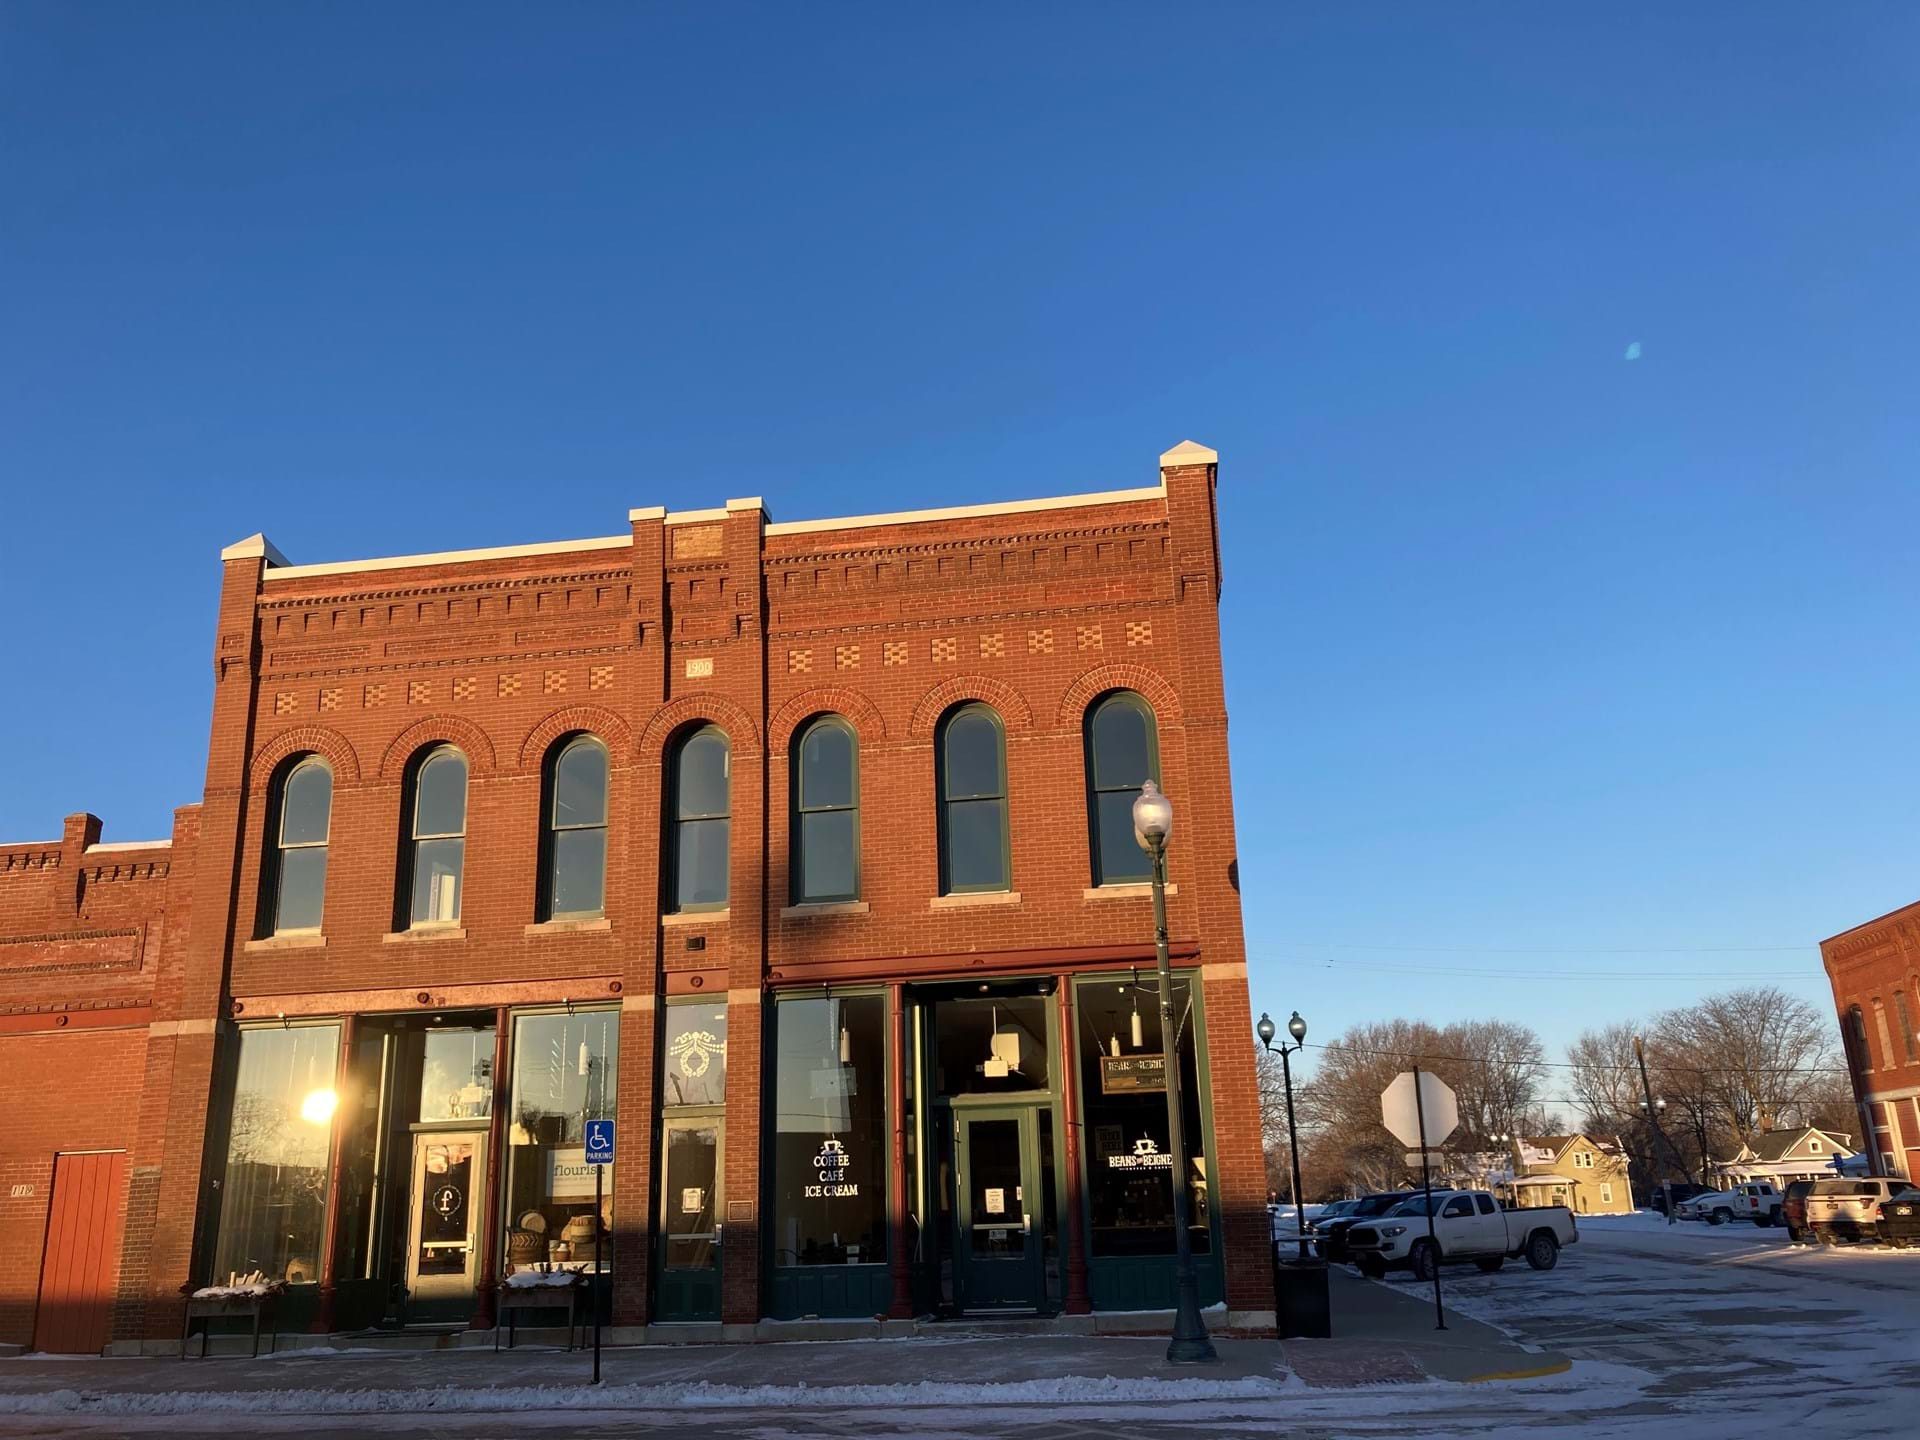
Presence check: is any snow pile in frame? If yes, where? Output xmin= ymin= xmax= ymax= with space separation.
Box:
xmin=503 ymin=1271 xmax=585 ymax=1289
xmin=189 ymin=1284 xmax=279 ymax=1300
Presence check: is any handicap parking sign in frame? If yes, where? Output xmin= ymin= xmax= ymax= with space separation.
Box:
xmin=586 ymin=1119 xmax=615 ymax=1165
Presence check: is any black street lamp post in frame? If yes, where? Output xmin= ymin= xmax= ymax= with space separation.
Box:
xmin=1132 ymin=780 xmax=1216 ymax=1366
xmin=1256 ymin=1010 xmax=1310 ymax=1262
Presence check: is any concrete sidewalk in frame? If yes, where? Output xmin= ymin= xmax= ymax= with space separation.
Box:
xmin=0 ymin=1270 xmax=1565 ymax=1419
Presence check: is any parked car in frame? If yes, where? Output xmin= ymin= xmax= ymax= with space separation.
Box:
xmin=1317 ymin=1192 xmax=1418 ymax=1264
xmin=1876 ymin=1191 xmax=1920 ymax=1249
xmin=1674 ymin=1189 xmax=1743 ymax=1225
xmin=1342 ymin=1189 xmax=1579 ymax=1281
xmin=1646 ymin=1183 xmax=1720 ymax=1216
xmin=1736 ymin=1182 xmax=1784 ymax=1227
xmin=1782 ymin=1180 xmax=1815 ymax=1243
xmin=1805 ymin=1178 xmax=1916 ymax=1244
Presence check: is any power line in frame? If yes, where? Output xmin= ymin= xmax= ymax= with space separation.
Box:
xmin=1263 ymin=940 xmax=1814 ymax=956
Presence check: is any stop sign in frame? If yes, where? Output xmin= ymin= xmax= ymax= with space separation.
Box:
xmin=1381 ymin=1070 xmax=1460 ymax=1149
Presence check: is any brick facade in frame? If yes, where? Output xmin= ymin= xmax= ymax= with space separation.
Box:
xmin=0 ymin=440 xmax=1270 ymax=1349
xmin=1822 ymin=900 xmax=1920 ymax=1181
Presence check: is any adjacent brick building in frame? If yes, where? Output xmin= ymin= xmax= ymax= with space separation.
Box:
xmin=1822 ymin=900 xmax=1920 ymax=1181
xmin=0 ymin=440 xmax=1271 ymax=1352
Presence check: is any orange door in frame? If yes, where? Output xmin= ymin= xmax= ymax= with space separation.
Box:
xmin=34 ymin=1151 xmax=129 ymax=1354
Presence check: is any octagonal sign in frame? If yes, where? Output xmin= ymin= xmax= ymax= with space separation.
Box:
xmin=1380 ymin=1070 xmax=1459 ymax=1149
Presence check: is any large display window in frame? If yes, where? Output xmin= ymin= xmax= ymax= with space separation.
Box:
xmin=503 ymin=1010 xmax=618 ymax=1273
xmin=1074 ymin=977 xmax=1210 ymax=1256
xmin=211 ymin=1023 xmax=341 ymax=1285
xmin=771 ymin=993 xmax=887 ymax=1266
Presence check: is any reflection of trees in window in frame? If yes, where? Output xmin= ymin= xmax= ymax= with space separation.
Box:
xmin=1075 ymin=977 xmax=1209 ymax=1256
xmin=1084 ymin=692 xmax=1158 ymax=886
xmin=265 ymin=757 xmax=332 ymax=934
xmin=504 ymin=1011 xmax=619 ymax=1274
xmin=212 ymin=1024 xmax=340 ymax=1284
xmin=771 ymin=994 xmax=886 ymax=1266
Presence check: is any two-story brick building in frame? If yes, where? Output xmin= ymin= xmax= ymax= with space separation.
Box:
xmin=1822 ymin=900 xmax=1920 ymax=1181
xmin=0 ymin=440 xmax=1272 ymax=1353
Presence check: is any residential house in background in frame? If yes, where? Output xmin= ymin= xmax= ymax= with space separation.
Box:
xmin=1502 ymin=1134 xmax=1634 ymax=1215
xmin=1713 ymin=1127 xmax=1857 ymax=1187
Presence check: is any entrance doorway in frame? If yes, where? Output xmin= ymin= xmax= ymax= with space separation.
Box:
xmin=655 ymin=1118 xmax=722 ymax=1321
xmin=405 ymin=1131 xmax=487 ymax=1309
xmin=954 ymin=1109 xmax=1043 ymax=1312
xmin=34 ymin=1151 xmax=129 ymax=1354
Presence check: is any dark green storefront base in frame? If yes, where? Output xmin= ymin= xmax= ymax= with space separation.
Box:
xmin=765 ymin=1262 xmax=892 ymax=1320
xmin=1087 ymin=1252 xmax=1223 ymax=1313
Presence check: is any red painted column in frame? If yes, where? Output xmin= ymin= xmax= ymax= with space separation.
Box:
xmin=888 ymin=983 xmax=914 ymax=1318
xmin=312 ymin=1012 xmax=358 ymax=1333
xmin=1056 ymin=978 xmax=1092 ymax=1314
xmin=470 ymin=1008 xmax=511 ymax=1330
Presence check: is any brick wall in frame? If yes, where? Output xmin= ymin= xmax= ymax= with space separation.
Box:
xmin=1823 ymin=900 xmax=1920 ymax=1178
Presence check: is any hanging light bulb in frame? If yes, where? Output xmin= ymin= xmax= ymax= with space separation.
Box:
xmin=1130 ymin=991 xmax=1144 ymax=1050
xmin=1109 ymin=1033 xmax=1121 ymax=1058
xmin=578 ymin=1039 xmax=590 ymax=1077
xmin=839 ymin=1016 xmax=852 ymax=1065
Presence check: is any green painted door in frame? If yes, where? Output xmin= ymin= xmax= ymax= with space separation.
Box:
xmin=955 ymin=1110 xmax=1043 ymax=1312
xmin=655 ymin=1118 xmax=722 ymax=1322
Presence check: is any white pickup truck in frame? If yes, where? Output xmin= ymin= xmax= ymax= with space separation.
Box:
xmin=1342 ymin=1189 xmax=1578 ymax=1281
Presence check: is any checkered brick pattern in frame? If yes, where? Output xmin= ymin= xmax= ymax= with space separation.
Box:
xmin=979 ymin=633 xmax=1004 ymax=659
xmin=544 ymin=670 xmax=567 ymax=695
xmin=407 ymin=680 xmax=431 ymax=705
xmin=498 ymin=673 xmax=522 ymax=698
xmin=835 ymin=645 xmax=859 ymax=671
xmin=1126 ymin=620 xmax=1152 ymax=648
xmin=589 ymin=665 xmax=614 ymax=692
xmin=1027 ymin=629 xmax=1053 ymax=655
xmin=452 ymin=676 xmax=477 ymax=702
xmin=883 ymin=641 xmax=908 ymax=667
xmin=788 ymin=649 xmax=812 ymax=674
xmin=1077 ymin=625 xmax=1103 ymax=650
xmin=318 ymin=688 xmax=341 ymax=712
xmin=932 ymin=636 xmax=958 ymax=663
xmin=364 ymin=683 xmax=387 ymax=708
xmin=273 ymin=692 xmax=298 ymax=716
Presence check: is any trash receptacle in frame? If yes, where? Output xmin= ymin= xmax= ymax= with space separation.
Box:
xmin=1271 ymin=1247 xmax=1331 ymax=1339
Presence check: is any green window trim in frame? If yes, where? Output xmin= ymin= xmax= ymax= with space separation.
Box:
xmin=936 ymin=703 xmax=1011 ymax=895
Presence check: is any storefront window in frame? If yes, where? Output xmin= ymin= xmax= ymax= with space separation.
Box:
xmin=662 ymin=1002 xmax=728 ymax=1107
xmin=1075 ymin=977 xmax=1210 ymax=1256
xmin=771 ymin=994 xmax=887 ymax=1267
xmin=419 ymin=1024 xmax=494 ymax=1123
xmin=211 ymin=1023 xmax=341 ymax=1285
xmin=504 ymin=1010 xmax=618 ymax=1273
xmin=932 ymin=995 xmax=1049 ymax=1096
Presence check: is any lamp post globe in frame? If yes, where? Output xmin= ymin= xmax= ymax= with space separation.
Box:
xmin=1132 ymin=780 xmax=1173 ymax=852
xmin=1287 ymin=1012 xmax=1307 ymax=1045
xmin=1256 ymin=1013 xmax=1277 ymax=1048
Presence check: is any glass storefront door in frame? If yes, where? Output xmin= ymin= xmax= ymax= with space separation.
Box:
xmin=655 ymin=1118 xmax=722 ymax=1321
xmin=405 ymin=1131 xmax=487 ymax=1307
xmin=954 ymin=1109 xmax=1043 ymax=1312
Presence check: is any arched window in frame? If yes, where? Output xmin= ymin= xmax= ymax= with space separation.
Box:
xmin=266 ymin=756 xmax=332 ymax=934
xmin=405 ymin=746 xmax=468 ymax=927
xmin=1084 ymin=691 xmax=1159 ymax=886
xmin=792 ymin=716 xmax=858 ymax=904
xmin=669 ymin=726 xmax=730 ymax=912
xmin=937 ymin=703 xmax=1008 ymax=894
xmin=542 ymin=735 xmax=608 ymax=920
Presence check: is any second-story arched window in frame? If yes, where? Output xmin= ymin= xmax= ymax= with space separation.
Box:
xmin=405 ymin=746 xmax=468 ymax=927
xmin=937 ymin=703 xmax=1008 ymax=894
xmin=1085 ymin=691 xmax=1159 ymax=886
xmin=543 ymin=735 xmax=608 ymax=920
xmin=267 ymin=756 xmax=333 ymax=934
xmin=792 ymin=715 xmax=858 ymax=904
xmin=670 ymin=726 xmax=730 ymax=912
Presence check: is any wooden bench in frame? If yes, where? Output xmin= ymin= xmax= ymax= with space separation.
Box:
xmin=496 ymin=1273 xmax=589 ymax=1352
xmin=181 ymin=1290 xmax=280 ymax=1359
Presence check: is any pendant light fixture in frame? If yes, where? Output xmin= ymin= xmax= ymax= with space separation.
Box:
xmin=838 ymin=1002 xmax=852 ymax=1066
xmin=1130 ymin=989 xmax=1144 ymax=1050
xmin=1109 ymin=1032 xmax=1122 ymax=1058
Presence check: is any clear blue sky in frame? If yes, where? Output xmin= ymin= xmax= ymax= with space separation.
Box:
xmin=5 ymin=5 xmax=1917 ymax=1081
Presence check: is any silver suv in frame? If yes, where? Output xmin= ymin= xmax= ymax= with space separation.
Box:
xmin=1804 ymin=1178 xmax=1915 ymax=1244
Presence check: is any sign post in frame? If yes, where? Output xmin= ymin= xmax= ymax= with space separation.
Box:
xmin=1380 ymin=1068 xmax=1458 ymax=1332
xmin=584 ymin=1119 xmax=615 ymax=1385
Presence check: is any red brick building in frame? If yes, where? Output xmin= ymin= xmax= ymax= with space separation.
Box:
xmin=0 ymin=440 xmax=1271 ymax=1352
xmin=1822 ymin=900 xmax=1920 ymax=1181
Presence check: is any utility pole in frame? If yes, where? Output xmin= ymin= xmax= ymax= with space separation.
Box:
xmin=1633 ymin=1036 xmax=1678 ymax=1225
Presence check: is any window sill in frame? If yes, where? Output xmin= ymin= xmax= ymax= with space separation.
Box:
xmin=522 ymin=918 xmax=612 ymax=936
xmin=929 ymin=891 xmax=1022 ymax=910
xmin=244 ymin=933 xmax=326 ymax=953
xmin=779 ymin=901 xmax=870 ymax=919
xmin=384 ymin=926 xmax=467 ymax=944
xmin=1082 ymin=883 xmax=1177 ymax=901
xmin=662 ymin=908 xmax=729 ymax=927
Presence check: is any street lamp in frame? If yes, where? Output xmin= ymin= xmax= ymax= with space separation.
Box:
xmin=1257 ymin=1010 xmax=1310 ymax=1262
xmin=1132 ymin=781 xmax=1216 ymax=1366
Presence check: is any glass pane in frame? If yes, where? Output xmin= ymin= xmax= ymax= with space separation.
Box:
xmin=414 ymin=751 xmax=467 ymax=837
xmin=1091 ymin=698 xmax=1154 ymax=790
xmin=662 ymin=1004 xmax=728 ymax=1107
xmin=211 ymin=1024 xmax=340 ymax=1285
xmin=771 ymin=995 xmax=887 ymax=1267
xmin=932 ymin=995 xmax=1049 ymax=1095
xmin=967 ymin=1118 xmax=1026 ymax=1255
xmin=1095 ymin=792 xmax=1151 ymax=885
xmin=280 ymin=762 xmax=333 ymax=846
xmin=505 ymin=1011 xmax=618 ymax=1275
xmin=415 ymin=1140 xmax=476 ymax=1278
xmin=553 ymin=740 xmax=608 ymax=828
xmin=674 ymin=816 xmax=729 ymax=909
xmin=664 ymin=1124 xmax=720 ymax=1268
xmin=799 ymin=722 xmax=855 ymax=810
xmin=274 ymin=845 xmax=328 ymax=932
xmin=799 ymin=810 xmax=857 ymax=902
xmin=944 ymin=798 xmax=1007 ymax=892
xmin=550 ymin=827 xmax=606 ymax=917
xmin=676 ymin=730 xmax=730 ymax=820
xmin=419 ymin=1026 xmax=494 ymax=1122
xmin=410 ymin=837 xmax=464 ymax=924
xmin=942 ymin=710 xmax=1003 ymax=800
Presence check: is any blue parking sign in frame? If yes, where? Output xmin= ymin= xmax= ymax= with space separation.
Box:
xmin=585 ymin=1119 xmax=615 ymax=1165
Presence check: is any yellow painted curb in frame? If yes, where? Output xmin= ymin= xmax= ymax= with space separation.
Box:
xmin=1463 ymin=1357 xmax=1573 ymax=1383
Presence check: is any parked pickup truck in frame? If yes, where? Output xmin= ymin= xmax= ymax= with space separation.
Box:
xmin=1343 ymin=1189 xmax=1578 ymax=1281
xmin=1736 ymin=1182 xmax=1783 ymax=1227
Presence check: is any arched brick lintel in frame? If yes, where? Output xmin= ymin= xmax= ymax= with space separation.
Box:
xmin=249 ymin=725 xmax=362 ymax=790
xmin=377 ymin=715 xmax=499 ymax=781
xmin=517 ymin=704 xmax=636 ymax=770
xmin=1055 ymin=663 xmax=1184 ymax=731
xmin=636 ymin=693 xmax=764 ymax=761
xmin=907 ymin=675 xmax=1035 ymax=740
xmin=768 ymin=687 xmax=887 ymax=754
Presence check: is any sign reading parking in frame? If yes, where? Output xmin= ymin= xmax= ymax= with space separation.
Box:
xmin=585 ymin=1119 xmax=615 ymax=1165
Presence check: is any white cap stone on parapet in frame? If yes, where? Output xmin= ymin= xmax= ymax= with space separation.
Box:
xmin=1159 ymin=440 xmax=1219 ymax=469
xmin=220 ymin=533 xmax=291 ymax=567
